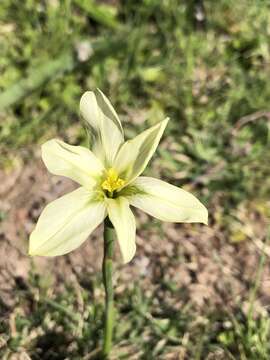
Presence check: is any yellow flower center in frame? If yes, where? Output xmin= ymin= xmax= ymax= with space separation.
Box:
xmin=101 ymin=168 xmax=125 ymax=194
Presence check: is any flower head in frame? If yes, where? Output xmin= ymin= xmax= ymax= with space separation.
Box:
xmin=29 ymin=89 xmax=208 ymax=263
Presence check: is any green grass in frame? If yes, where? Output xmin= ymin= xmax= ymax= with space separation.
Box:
xmin=1 ymin=0 xmax=269 ymax=206
xmin=1 ymin=263 xmax=270 ymax=359
xmin=0 ymin=0 xmax=270 ymax=358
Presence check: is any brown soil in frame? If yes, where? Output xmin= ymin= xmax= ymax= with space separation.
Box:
xmin=0 ymin=154 xmax=269 ymax=314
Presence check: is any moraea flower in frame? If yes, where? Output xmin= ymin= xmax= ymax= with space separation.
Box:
xmin=29 ymin=89 xmax=208 ymax=263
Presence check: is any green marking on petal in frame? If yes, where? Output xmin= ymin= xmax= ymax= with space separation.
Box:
xmin=117 ymin=185 xmax=146 ymax=197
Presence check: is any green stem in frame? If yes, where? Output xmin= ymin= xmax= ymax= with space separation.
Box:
xmin=102 ymin=217 xmax=115 ymax=358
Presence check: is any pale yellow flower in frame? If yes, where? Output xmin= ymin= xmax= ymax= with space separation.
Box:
xmin=29 ymin=89 xmax=208 ymax=263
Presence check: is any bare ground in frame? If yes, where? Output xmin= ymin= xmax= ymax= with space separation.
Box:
xmin=0 ymin=153 xmax=269 ymax=316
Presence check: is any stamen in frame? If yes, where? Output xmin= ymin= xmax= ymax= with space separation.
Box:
xmin=101 ymin=168 xmax=125 ymax=193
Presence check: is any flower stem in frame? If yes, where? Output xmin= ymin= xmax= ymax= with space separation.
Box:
xmin=102 ymin=217 xmax=115 ymax=358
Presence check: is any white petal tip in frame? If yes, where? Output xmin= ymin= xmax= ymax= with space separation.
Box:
xmin=28 ymin=248 xmax=37 ymax=257
xmin=122 ymin=249 xmax=136 ymax=264
xmin=158 ymin=117 xmax=169 ymax=130
xmin=193 ymin=205 xmax=208 ymax=225
xmin=198 ymin=210 xmax=208 ymax=225
xmin=79 ymin=91 xmax=95 ymax=110
xmin=81 ymin=90 xmax=94 ymax=98
xmin=28 ymin=241 xmax=40 ymax=256
xmin=161 ymin=117 xmax=170 ymax=126
xmin=120 ymin=239 xmax=137 ymax=264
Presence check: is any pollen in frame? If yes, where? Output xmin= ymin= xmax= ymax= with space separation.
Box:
xmin=101 ymin=168 xmax=125 ymax=193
